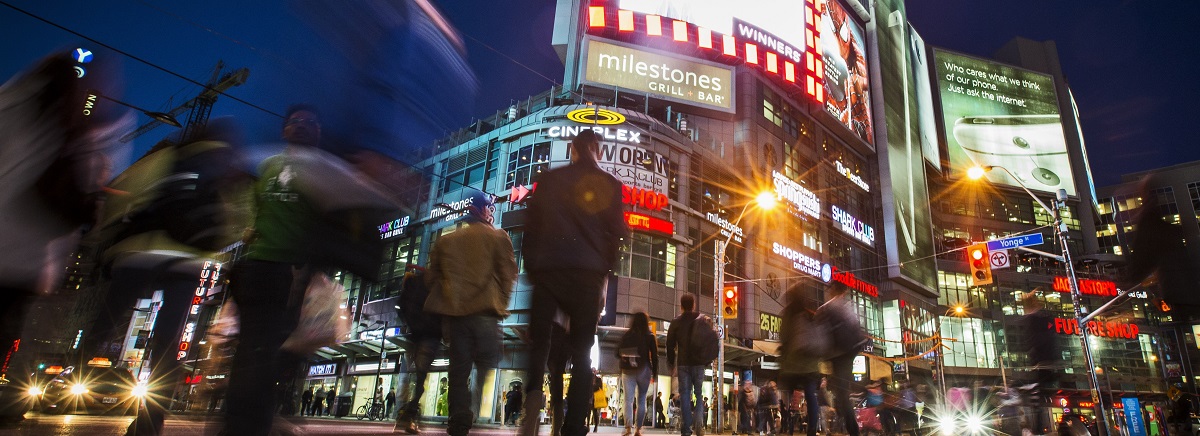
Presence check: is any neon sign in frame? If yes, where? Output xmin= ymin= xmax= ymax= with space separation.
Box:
xmin=178 ymin=261 xmax=221 ymax=361
xmin=566 ymin=108 xmax=625 ymax=125
xmin=1052 ymin=277 xmax=1117 ymax=297
xmin=706 ymin=212 xmax=744 ymax=243
xmin=772 ymin=242 xmax=827 ymax=281
xmin=1053 ymin=318 xmax=1140 ymax=339
xmin=831 ymin=266 xmax=878 ymax=297
xmin=624 ymin=212 xmax=674 ymax=235
xmin=623 ymin=185 xmax=669 ymax=211
xmin=378 ymin=215 xmax=411 ymax=239
xmin=831 ymin=204 xmax=874 ymax=246
xmin=835 ymin=160 xmax=869 ymax=192
xmin=772 ymin=171 xmax=820 ymax=219
xmin=547 ymin=125 xmax=642 ymax=143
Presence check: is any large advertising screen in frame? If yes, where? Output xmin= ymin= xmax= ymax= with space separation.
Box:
xmin=820 ymin=0 xmax=873 ymax=145
xmin=619 ymin=0 xmax=807 ymax=64
xmin=875 ymin=0 xmax=935 ymax=292
xmin=933 ymin=50 xmax=1076 ymax=195
xmin=583 ymin=39 xmax=735 ymax=112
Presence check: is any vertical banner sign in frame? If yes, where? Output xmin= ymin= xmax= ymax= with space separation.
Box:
xmin=874 ymin=0 xmax=937 ymax=292
xmin=1122 ymin=397 xmax=1146 ymax=436
xmin=178 ymin=261 xmax=221 ymax=361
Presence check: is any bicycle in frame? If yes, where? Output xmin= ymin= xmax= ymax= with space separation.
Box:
xmin=356 ymin=398 xmax=385 ymax=421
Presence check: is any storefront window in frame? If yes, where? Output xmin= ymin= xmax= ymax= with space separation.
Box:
xmin=505 ymin=143 xmax=551 ymax=189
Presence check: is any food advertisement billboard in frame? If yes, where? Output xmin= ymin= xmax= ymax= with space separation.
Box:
xmin=820 ymin=0 xmax=874 ymax=144
xmin=933 ymin=50 xmax=1076 ymax=195
xmin=875 ymin=0 xmax=935 ymax=292
xmin=583 ymin=39 xmax=735 ymax=112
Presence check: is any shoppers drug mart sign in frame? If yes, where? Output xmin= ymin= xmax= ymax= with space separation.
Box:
xmin=772 ymin=242 xmax=830 ymax=281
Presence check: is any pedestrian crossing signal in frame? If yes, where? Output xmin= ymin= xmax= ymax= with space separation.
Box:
xmin=721 ymin=285 xmax=738 ymax=319
xmin=967 ymin=243 xmax=993 ymax=286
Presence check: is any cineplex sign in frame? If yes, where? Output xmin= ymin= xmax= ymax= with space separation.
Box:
xmin=584 ymin=39 xmax=734 ymax=112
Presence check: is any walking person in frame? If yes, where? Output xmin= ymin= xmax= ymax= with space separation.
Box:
xmin=779 ymin=287 xmax=825 ymax=436
xmin=385 ymin=388 xmax=396 ymax=419
xmin=737 ymin=381 xmax=756 ymax=435
xmin=666 ymin=294 xmax=716 ymax=436
xmin=546 ymin=323 xmax=571 ymax=436
xmin=592 ymin=370 xmax=608 ymax=432
xmin=423 ymin=189 xmax=518 ymax=436
xmin=815 ymin=282 xmax=866 ymax=436
xmin=395 ymin=266 xmax=442 ymax=434
xmin=325 ymin=386 xmax=336 ymax=416
xmin=312 ymin=385 xmax=326 ymax=417
xmin=519 ymin=129 xmax=629 ymax=436
xmin=506 ymin=384 xmax=524 ymax=426
xmin=757 ymin=381 xmax=779 ymax=436
xmin=1022 ymin=289 xmax=1059 ymax=435
xmin=656 ymin=392 xmax=668 ymax=429
xmin=301 ymin=387 xmax=314 ymax=417
xmin=616 ymin=311 xmax=659 ymax=436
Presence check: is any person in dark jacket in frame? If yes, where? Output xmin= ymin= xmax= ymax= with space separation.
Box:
xmin=1023 ymin=288 xmax=1059 ymax=435
xmin=756 ymin=381 xmax=780 ymax=435
xmin=616 ymin=311 xmax=659 ymax=436
xmin=301 ymin=387 xmax=314 ymax=417
xmin=737 ymin=381 xmax=756 ymax=435
xmin=395 ymin=267 xmax=443 ymax=434
xmin=815 ymin=282 xmax=864 ymax=436
xmin=521 ymin=129 xmax=629 ymax=436
xmin=779 ymin=286 xmax=823 ymax=436
xmin=666 ymin=294 xmax=710 ymax=436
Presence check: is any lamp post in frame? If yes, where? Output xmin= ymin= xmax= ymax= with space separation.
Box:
xmin=712 ymin=192 xmax=776 ymax=434
xmin=86 ymin=91 xmax=183 ymax=127
xmin=968 ymin=165 xmax=1111 ymax=435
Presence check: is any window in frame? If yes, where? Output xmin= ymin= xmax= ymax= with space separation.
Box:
xmin=505 ymin=143 xmax=551 ymax=189
xmin=1153 ymin=186 xmax=1181 ymax=224
xmin=939 ymin=316 xmax=1001 ymax=368
xmin=762 ymin=87 xmax=799 ymax=139
xmin=616 ymin=233 xmax=677 ymax=286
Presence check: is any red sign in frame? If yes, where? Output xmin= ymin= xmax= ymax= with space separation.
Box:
xmin=1053 ymin=318 xmax=1140 ymax=339
xmin=1052 ymin=277 xmax=1117 ymax=297
xmin=622 ymin=185 xmax=669 ymax=211
xmin=831 ymin=266 xmax=878 ymax=297
xmin=624 ymin=212 xmax=674 ymax=235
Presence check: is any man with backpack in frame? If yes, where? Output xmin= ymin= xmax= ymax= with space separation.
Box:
xmin=666 ymin=294 xmax=719 ymax=436
xmin=814 ymin=282 xmax=867 ymax=436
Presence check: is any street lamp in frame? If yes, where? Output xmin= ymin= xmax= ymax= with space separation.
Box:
xmin=968 ymin=165 xmax=1111 ymax=435
xmin=712 ymin=191 xmax=776 ymax=433
xmin=88 ymin=91 xmax=183 ymax=128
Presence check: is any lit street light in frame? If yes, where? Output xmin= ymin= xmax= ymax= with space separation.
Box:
xmin=712 ymin=191 xmax=775 ymax=433
xmin=968 ymin=165 xmax=1111 ymax=435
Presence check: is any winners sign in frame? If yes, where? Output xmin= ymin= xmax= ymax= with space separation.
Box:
xmin=584 ymin=39 xmax=734 ymax=112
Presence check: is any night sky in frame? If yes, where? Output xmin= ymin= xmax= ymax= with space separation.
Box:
xmin=1 ymin=0 xmax=1195 ymax=186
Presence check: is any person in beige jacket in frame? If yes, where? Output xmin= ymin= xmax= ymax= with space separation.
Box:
xmin=424 ymin=190 xmax=517 ymax=436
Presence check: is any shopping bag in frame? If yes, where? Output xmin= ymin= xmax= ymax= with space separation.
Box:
xmin=856 ymin=407 xmax=882 ymax=431
xmin=282 ymin=273 xmax=351 ymax=353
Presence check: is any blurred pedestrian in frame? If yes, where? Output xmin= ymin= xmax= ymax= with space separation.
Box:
xmin=423 ymin=189 xmax=517 ymax=436
xmin=325 ymin=386 xmax=336 ymax=416
xmin=667 ymin=294 xmax=715 ymax=436
xmin=756 ymin=381 xmax=779 ymax=435
xmin=395 ymin=266 xmax=442 ymax=434
xmin=1022 ymin=288 xmax=1059 ymax=435
xmin=385 ymin=388 xmax=396 ymax=419
xmin=506 ymin=384 xmax=524 ymax=426
xmin=0 ymin=52 xmax=114 ymax=412
xmin=815 ymin=282 xmax=866 ymax=436
xmin=779 ymin=286 xmax=824 ymax=436
xmin=520 ymin=129 xmax=629 ymax=436
xmin=656 ymin=392 xmax=667 ymax=429
xmin=220 ymin=104 xmax=326 ymax=436
xmin=591 ymin=369 xmax=607 ymax=432
xmin=617 ymin=311 xmax=658 ymax=436
xmin=312 ymin=385 xmax=326 ymax=417
xmin=301 ymin=387 xmax=314 ymax=417
xmin=737 ymin=380 xmax=756 ymax=435
xmin=547 ymin=323 xmax=571 ymax=436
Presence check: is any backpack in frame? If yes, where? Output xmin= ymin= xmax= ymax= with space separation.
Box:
xmin=688 ymin=314 xmax=721 ymax=363
xmin=397 ymin=269 xmax=442 ymax=340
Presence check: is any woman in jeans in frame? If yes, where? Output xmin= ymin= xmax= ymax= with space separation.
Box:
xmin=615 ymin=311 xmax=659 ymax=436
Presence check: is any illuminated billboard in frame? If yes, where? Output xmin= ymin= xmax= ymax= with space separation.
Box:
xmin=820 ymin=0 xmax=873 ymax=144
xmin=875 ymin=0 xmax=936 ymax=292
xmin=934 ymin=50 xmax=1076 ymax=195
xmin=619 ymin=0 xmax=806 ymax=62
xmin=583 ymin=0 xmax=825 ymax=103
xmin=583 ymin=39 xmax=735 ymax=112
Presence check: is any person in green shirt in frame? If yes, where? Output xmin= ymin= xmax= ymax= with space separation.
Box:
xmin=221 ymin=104 xmax=323 ymax=436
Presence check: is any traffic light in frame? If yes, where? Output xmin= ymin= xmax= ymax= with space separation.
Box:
xmin=721 ymin=285 xmax=738 ymax=319
xmin=967 ymin=243 xmax=993 ymax=286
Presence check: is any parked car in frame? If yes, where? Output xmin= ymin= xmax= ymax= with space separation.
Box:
xmin=37 ymin=365 xmax=144 ymax=415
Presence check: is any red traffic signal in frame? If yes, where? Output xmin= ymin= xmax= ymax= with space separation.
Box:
xmin=721 ymin=285 xmax=738 ymax=319
xmin=967 ymin=243 xmax=993 ymax=286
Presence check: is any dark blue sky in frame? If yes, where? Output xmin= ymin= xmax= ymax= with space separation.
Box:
xmin=1 ymin=0 xmax=1195 ymax=186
